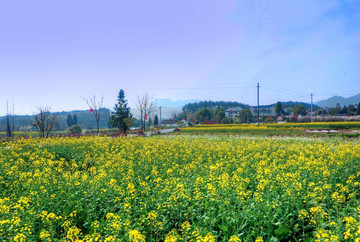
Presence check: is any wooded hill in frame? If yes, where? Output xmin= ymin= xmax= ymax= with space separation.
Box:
xmin=0 ymin=109 xmax=111 ymax=132
xmin=182 ymin=101 xmax=249 ymax=113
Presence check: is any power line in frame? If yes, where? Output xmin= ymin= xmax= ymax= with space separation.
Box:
xmin=262 ymin=84 xmax=308 ymax=96
xmin=127 ymin=86 xmax=254 ymax=91
xmin=261 ymin=86 xmax=307 ymax=98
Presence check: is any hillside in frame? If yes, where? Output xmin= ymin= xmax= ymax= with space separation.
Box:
xmin=317 ymin=94 xmax=360 ymax=107
xmin=182 ymin=100 xmax=249 ymax=113
xmin=0 ymin=109 xmax=111 ymax=132
xmin=280 ymin=101 xmax=316 ymax=109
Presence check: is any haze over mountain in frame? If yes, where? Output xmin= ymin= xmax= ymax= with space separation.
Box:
xmin=316 ymin=94 xmax=360 ymax=107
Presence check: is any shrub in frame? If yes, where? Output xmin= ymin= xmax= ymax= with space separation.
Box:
xmin=69 ymin=125 xmax=82 ymax=134
xmin=264 ymin=117 xmax=275 ymax=123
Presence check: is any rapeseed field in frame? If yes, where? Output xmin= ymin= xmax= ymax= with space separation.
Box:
xmin=1 ymin=135 xmax=360 ymax=241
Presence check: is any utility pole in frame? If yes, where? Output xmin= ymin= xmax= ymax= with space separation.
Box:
xmin=159 ymin=106 xmax=162 ymax=129
xmin=257 ymin=83 xmax=260 ymax=126
xmin=311 ymin=93 xmax=314 ymax=123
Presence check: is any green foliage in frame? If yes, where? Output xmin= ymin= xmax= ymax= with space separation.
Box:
xmin=109 ymin=89 xmax=132 ymax=133
xmin=275 ymin=102 xmax=283 ymax=116
xmin=238 ymin=109 xmax=254 ymax=123
xmin=193 ymin=108 xmax=213 ymax=122
xmin=292 ymin=105 xmax=306 ymax=116
xmin=154 ymin=115 xmax=159 ymax=125
xmin=264 ymin=116 xmax=275 ymax=123
xmin=67 ymin=114 xmax=73 ymax=127
xmin=69 ymin=125 xmax=82 ymax=134
xmin=215 ymin=110 xmax=225 ymax=122
xmin=73 ymin=115 xmax=78 ymax=125
xmin=183 ymin=101 xmax=248 ymax=113
xmin=67 ymin=114 xmax=78 ymax=127
xmin=357 ymin=103 xmax=360 ymax=115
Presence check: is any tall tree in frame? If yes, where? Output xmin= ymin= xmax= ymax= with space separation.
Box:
xmin=72 ymin=114 xmax=78 ymax=125
xmin=66 ymin=114 xmax=73 ymax=127
xmin=275 ymin=101 xmax=283 ymax=116
xmin=110 ymin=89 xmax=132 ymax=133
xmin=135 ymin=92 xmax=155 ymax=131
xmin=154 ymin=115 xmax=159 ymax=125
xmin=357 ymin=103 xmax=360 ymax=115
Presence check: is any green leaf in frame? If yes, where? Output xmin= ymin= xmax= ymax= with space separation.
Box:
xmin=218 ymin=224 xmax=228 ymax=232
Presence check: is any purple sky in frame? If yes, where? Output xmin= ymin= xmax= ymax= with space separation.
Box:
xmin=1 ymin=0 xmax=359 ymax=114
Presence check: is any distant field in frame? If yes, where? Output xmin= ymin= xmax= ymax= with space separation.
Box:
xmin=182 ymin=122 xmax=360 ymax=137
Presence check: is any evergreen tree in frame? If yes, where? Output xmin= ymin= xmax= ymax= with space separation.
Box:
xmin=357 ymin=103 xmax=360 ymax=115
xmin=340 ymin=106 xmax=348 ymax=114
xmin=109 ymin=89 xmax=132 ymax=133
xmin=72 ymin=114 xmax=78 ymax=125
xmin=66 ymin=114 xmax=73 ymax=127
xmin=154 ymin=115 xmax=159 ymax=125
xmin=275 ymin=101 xmax=283 ymax=116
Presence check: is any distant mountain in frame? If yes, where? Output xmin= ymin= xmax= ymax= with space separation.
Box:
xmin=316 ymin=94 xmax=360 ymax=107
xmin=154 ymin=98 xmax=200 ymax=108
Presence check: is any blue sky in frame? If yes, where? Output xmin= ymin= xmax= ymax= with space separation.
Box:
xmin=0 ymin=0 xmax=359 ymax=114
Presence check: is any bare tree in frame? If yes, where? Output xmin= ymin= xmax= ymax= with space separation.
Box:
xmin=135 ymin=92 xmax=155 ymax=131
xmin=82 ymin=93 xmax=104 ymax=134
xmin=33 ymin=107 xmax=57 ymax=138
xmin=135 ymin=94 xmax=144 ymax=130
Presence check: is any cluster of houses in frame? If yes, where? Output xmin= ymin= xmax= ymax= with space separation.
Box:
xmin=224 ymin=105 xmax=277 ymax=120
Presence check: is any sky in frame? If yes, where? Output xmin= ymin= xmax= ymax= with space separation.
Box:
xmin=0 ymin=0 xmax=359 ymax=115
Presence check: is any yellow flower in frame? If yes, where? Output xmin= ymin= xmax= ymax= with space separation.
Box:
xmin=229 ymin=235 xmax=241 ymax=242
xmin=40 ymin=230 xmax=51 ymax=240
xmin=129 ymin=229 xmax=146 ymax=242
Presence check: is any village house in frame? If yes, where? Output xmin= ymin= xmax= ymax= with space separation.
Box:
xmin=249 ymin=105 xmax=276 ymax=119
xmin=224 ymin=106 xmax=243 ymax=119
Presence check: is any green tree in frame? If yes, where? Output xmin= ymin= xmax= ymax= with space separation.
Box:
xmin=110 ymin=89 xmax=132 ymax=133
xmin=357 ymin=103 xmax=360 ymax=115
xmin=194 ymin=108 xmax=213 ymax=122
xmin=238 ymin=109 xmax=254 ymax=123
xmin=292 ymin=105 xmax=306 ymax=116
xmin=215 ymin=110 xmax=225 ymax=122
xmin=340 ymin=106 xmax=348 ymax=114
xmin=275 ymin=101 xmax=283 ymax=116
xmin=66 ymin=114 xmax=73 ymax=127
xmin=72 ymin=114 xmax=78 ymax=125
xmin=154 ymin=115 xmax=159 ymax=125
xmin=347 ymin=105 xmax=356 ymax=115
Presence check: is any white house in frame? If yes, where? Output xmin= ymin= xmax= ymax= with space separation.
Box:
xmin=224 ymin=106 xmax=243 ymax=119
